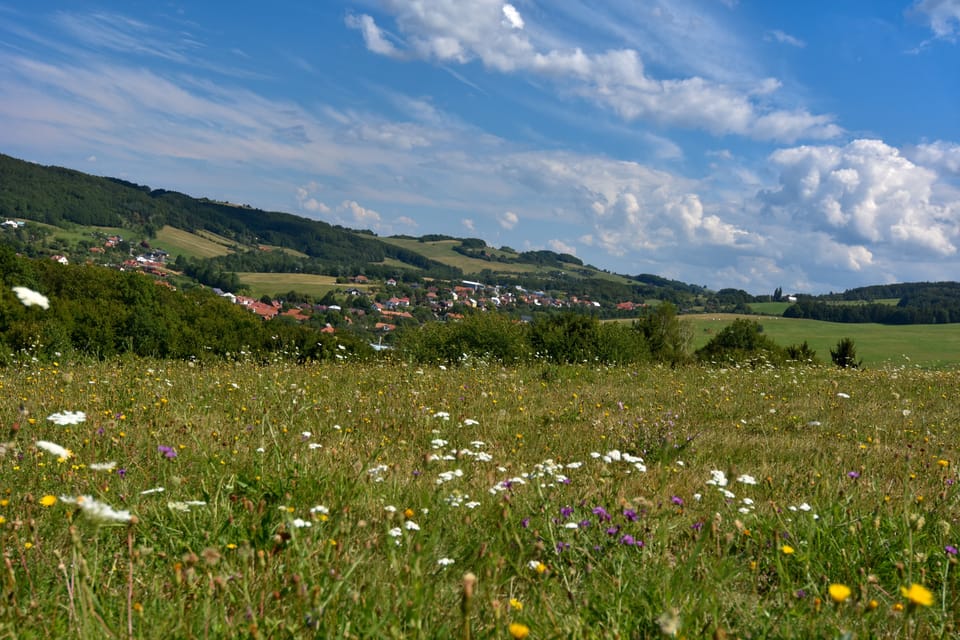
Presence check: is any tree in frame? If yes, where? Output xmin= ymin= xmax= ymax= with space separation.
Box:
xmin=773 ymin=287 xmax=783 ymax=302
xmin=634 ymin=302 xmax=690 ymax=365
xmin=830 ymin=337 xmax=862 ymax=369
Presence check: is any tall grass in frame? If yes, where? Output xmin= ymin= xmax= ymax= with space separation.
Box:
xmin=2 ymin=358 xmax=958 ymax=638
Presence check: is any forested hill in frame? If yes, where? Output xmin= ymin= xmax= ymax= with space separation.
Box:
xmin=0 ymin=153 xmax=457 ymax=277
xmin=786 ymin=282 xmax=960 ymax=324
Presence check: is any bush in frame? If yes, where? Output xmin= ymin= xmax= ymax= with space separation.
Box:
xmin=395 ymin=312 xmax=530 ymax=365
xmin=695 ymin=319 xmax=787 ymax=365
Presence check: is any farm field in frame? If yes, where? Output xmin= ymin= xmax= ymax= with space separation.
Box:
xmin=3 ymin=359 xmax=959 ymax=638
xmin=683 ymin=313 xmax=960 ymax=368
xmin=380 ymin=237 xmax=552 ymax=276
xmin=236 ymin=272 xmax=360 ymax=298
xmin=154 ymin=225 xmax=233 ymax=259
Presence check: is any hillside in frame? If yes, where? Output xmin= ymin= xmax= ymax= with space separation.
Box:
xmin=0 ymin=153 xmax=703 ymax=305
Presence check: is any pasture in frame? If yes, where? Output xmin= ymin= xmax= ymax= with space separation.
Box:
xmin=154 ymin=225 xmax=234 ymax=259
xmin=683 ymin=313 xmax=960 ymax=368
xmin=235 ymin=272 xmax=369 ymax=298
xmin=3 ymin=357 xmax=959 ymax=638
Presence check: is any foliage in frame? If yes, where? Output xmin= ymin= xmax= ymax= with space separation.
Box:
xmin=830 ymin=337 xmax=862 ymax=369
xmin=633 ymin=302 xmax=690 ymax=365
xmin=695 ymin=318 xmax=787 ymax=365
xmin=394 ymin=312 xmax=531 ymax=365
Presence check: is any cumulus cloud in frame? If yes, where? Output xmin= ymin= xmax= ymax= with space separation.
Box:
xmin=296 ymin=184 xmax=331 ymax=214
xmin=910 ymin=0 xmax=960 ymax=39
xmin=462 ymin=218 xmax=476 ymax=232
xmin=502 ymin=4 xmax=524 ymax=30
xmin=497 ymin=210 xmax=519 ymax=229
xmin=395 ymin=215 xmax=418 ymax=228
xmin=761 ymin=138 xmax=958 ymax=256
xmin=548 ymin=239 xmax=577 ymax=255
xmin=908 ymin=140 xmax=960 ymax=175
xmin=354 ymin=1 xmax=840 ymax=142
xmin=339 ymin=200 xmax=381 ymax=229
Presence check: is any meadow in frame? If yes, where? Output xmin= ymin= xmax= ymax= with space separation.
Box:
xmin=2 ymin=356 xmax=959 ymax=639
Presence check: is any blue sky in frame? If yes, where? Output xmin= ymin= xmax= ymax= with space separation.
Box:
xmin=1 ymin=1 xmax=959 ymax=294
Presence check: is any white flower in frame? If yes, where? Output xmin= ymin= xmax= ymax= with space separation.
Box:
xmin=798 ymin=502 xmax=812 ymax=511
xmin=168 ymin=500 xmax=206 ymax=512
xmin=566 ymin=461 xmax=583 ymax=469
xmin=470 ymin=440 xmax=485 ymax=447
xmin=12 ymin=286 xmax=49 ymax=309
xmin=310 ymin=505 xmax=329 ymax=515
xmin=387 ymin=527 xmax=403 ymax=537
xmin=404 ymin=520 xmax=420 ymax=531
xmin=47 ymin=411 xmax=86 ymax=425
xmin=301 ymin=431 xmax=312 ymax=438
xmin=430 ymin=438 xmax=448 ymax=449
xmin=89 ymin=461 xmax=117 ymax=471
xmin=140 ymin=487 xmax=165 ymax=495
xmin=836 ymin=392 xmax=850 ymax=399
xmin=737 ymin=474 xmax=758 ymax=485
xmin=36 ymin=440 xmax=72 ymax=459
xmin=384 ymin=505 xmax=397 ymax=513
xmin=308 ymin=443 xmax=322 ymax=450
xmin=437 ymin=557 xmax=456 ymax=567
xmin=61 ymin=495 xmax=132 ymax=523
xmin=563 ymin=522 xmax=580 ymax=529
xmin=291 ymin=518 xmax=312 ymax=528
xmin=706 ymin=470 xmax=728 ymax=487
xmin=463 ymin=419 xmax=480 ymax=426
xmin=721 ymin=489 xmax=736 ymax=499
xmin=738 ymin=507 xmax=752 ymax=514
xmin=433 ymin=411 xmax=450 ymax=420
xmin=465 ymin=501 xmax=481 ymax=509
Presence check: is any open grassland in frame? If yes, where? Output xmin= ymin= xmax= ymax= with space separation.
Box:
xmin=47 ymin=224 xmax=129 ymax=245
xmin=236 ymin=272 xmax=360 ymax=298
xmin=154 ymin=226 xmax=233 ymax=259
xmin=3 ymin=358 xmax=960 ymax=638
xmin=380 ymin=238 xmax=546 ymax=276
xmin=684 ymin=313 xmax=960 ymax=368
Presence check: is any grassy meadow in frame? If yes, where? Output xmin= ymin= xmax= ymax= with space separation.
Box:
xmin=235 ymin=273 xmax=361 ymax=299
xmin=3 ymin=357 xmax=960 ymax=638
xmin=684 ymin=314 xmax=960 ymax=369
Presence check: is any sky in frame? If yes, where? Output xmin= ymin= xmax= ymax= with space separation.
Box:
xmin=1 ymin=1 xmax=959 ymax=294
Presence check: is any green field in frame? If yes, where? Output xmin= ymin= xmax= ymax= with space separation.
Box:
xmin=154 ymin=225 xmax=234 ymax=258
xmin=684 ymin=313 xmax=960 ymax=368
xmin=236 ymin=272 xmax=364 ymax=298
xmin=5 ymin=359 xmax=959 ymax=638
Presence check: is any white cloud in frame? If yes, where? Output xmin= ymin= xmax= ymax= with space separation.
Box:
xmin=908 ymin=140 xmax=960 ymax=175
xmin=339 ymin=200 xmax=381 ymax=229
xmin=462 ymin=218 xmax=476 ymax=232
xmin=765 ymin=29 xmax=806 ymax=48
xmin=910 ymin=0 xmax=960 ymax=39
xmin=497 ymin=210 xmax=519 ymax=229
xmin=761 ymin=138 xmax=958 ymax=256
xmin=345 ymin=14 xmax=401 ymax=57
xmin=548 ymin=239 xmax=576 ymax=255
xmin=358 ymin=1 xmax=840 ymax=143
xmin=502 ymin=4 xmax=524 ymax=30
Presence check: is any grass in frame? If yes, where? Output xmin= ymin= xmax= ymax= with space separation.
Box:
xmin=236 ymin=272 xmax=366 ymax=298
xmin=683 ymin=313 xmax=960 ymax=368
xmin=3 ymin=356 xmax=960 ymax=638
xmin=380 ymin=238 xmax=550 ymax=276
xmin=154 ymin=226 xmax=234 ymax=259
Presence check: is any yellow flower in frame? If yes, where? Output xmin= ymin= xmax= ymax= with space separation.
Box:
xmin=781 ymin=545 xmax=795 ymax=555
xmin=508 ymin=622 xmax=530 ymax=639
xmin=892 ymin=603 xmax=904 ymax=612
xmin=509 ymin=598 xmax=523 ymax=611
xmin=828 ymin=583 xmax=852 ymax=603
xmin=404 ymin=508 xmax=415 ymax=518
xmin=39 ymin=495 xmax=57 ymax=507
xmin=938 ymin=459 xmax=949 ymax=468
xmin=901 ymin=583 xmax=934 ymax=607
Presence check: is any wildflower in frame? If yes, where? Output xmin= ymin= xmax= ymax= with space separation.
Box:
xmin=737 ymin=474 xmax=757 ymax=485
xmin=61 ymin=495 xmax=133 ymax=523
xmin=140 ymin=487 xmax=165 ymax=495
xmin=387 ymin=527 xmax=402 ymax=537
xmin=291 ymin=518 xmax=312 ymax=528
xmin=13 ymin=286 xmax=49 ymax=309
xmin=508 ymin=622 xmax=530 ymax=639
xmin=437 ymin=557 xmax=455 ymax=567
xmin=706 ymin=470 xmax=728 ymax=486
xmin=89 ymin=461 xmax=117 ymax=471
xmin=828 ymin=584 xmax=852 ymax=603
xmin=39 ymin=495 xmax=57 ymax=507
xmin=836 ymin=392 xmax=850 ymax=399
xmin=157 ymin=445 xmax=177 ymax=459
xmin=509 ymin=598 xmax=523 ymax=611
xmin=901 ymin=583 xmax=934 ymax=607
xmin=781 ymin=545 xmax=795 ymax=554
xmin=310 ymin=505 xmax=330 ymax=515
xmin=36 ymin=440 xmax=72 ymax=459
xmin=946 ymin=545 xmax=958 ymax=555
xmin=404 ymin=520 xmax=420 ymax=531
xmin=528 ymin=560 xmax=547 ymax=574
xmin=847 ymin=471 xmax=860 ymax=479
xmin=670 ymin=496 xmax=684 ymax=506
xmin=622 ymin=508 xmax=638 ymax=522
xmin=592 ymin=506 xmax=611 ymax=521
xmin=46 ymin=411 xmax=85 ymax=425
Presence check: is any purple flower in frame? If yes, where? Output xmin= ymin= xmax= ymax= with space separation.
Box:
xmin=620 ymin=534 xmax=643 ymax=547
xmin=671 ymin=496 xmax=684 ymax=506
xmin=157 ymin=445 xmax=177 ymax=459
xmin=605 ymin=525 xmax=620 ymax=536
xmin=117 ymin=468 xmax=127 ymax=479
xmin=560 ymin=505 xmax=574 ymax=519
xmin=521 ymin=517 xmax=530 ymax=529
xmin=946 ymin=545 xmax=958 ymax=555
xmin=578 ymin=519 xmax=591 ymax=529
xmin=555 ymin=541 xmax=570 ymax=553
xmin=592 ymin=506 xmax=611 ymax=522
xmin=622 ymin=508 xmax=638 ymax=522
xmin=795 ymin=589 xmax=807 ymax=599
xmin=847 ymin=471 xmax=860 ymax=479
xmin=691 ymin=521 xmax=704 ymax=532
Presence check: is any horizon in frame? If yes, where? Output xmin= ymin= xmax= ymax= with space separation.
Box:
xmin=0 ymin=1 xmax=958 ymax=296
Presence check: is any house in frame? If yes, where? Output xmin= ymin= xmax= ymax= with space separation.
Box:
xmin=51 ymin=255 xmax=69 ymax=265
xmin=385 ymin=278 xmax=397 ymax=286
